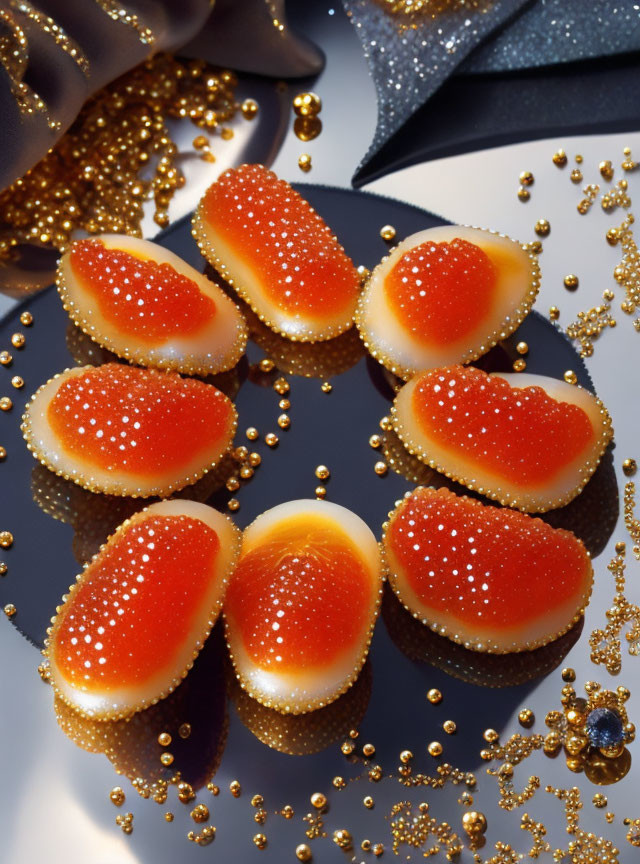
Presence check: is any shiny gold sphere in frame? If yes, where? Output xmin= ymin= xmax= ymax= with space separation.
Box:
xmin=623 ymin=458 xmax=637 ymax=477
xmin=534 ymin=219 xmax=550 ymax=237
xmin=462 ymin=810 xmax=487 ymax=836
xmin=519 ymin=170 xmax=534 ymax=186
xmin=564 ymin=274 xmax=579 ymax=289
xmin=293 ymin=91 xmax=322 ymax=118
xmin=310 ymin=792 xmax=327 ymax=810
xmin=296 ymin=844 xmax=312 ymax=862
xmin=563 ymin=370 xmax=577 ymax=385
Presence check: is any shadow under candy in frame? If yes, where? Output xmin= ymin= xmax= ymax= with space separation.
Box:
xmin=381 ymin=585 xmax=583 ymax=689
xmin=227 ymin=660 xmax=372 ymax=756
xmin=54 ymin=623 xmax=229 ymax=794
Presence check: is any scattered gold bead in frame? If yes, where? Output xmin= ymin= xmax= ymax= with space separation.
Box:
xmin=606 ymin=227 xmax=620 ymax=246
xmin=157 ymin=732 xmax=172 ymax=747
xmin=0 ymin=563 xmax=6 ymax=576
xmin=599 ymin=160 xmax=614 ymax=181
xmin=0 ymin=532 xmax=13 ymax=549
xmin=561 ymin=667 xmax=576 ymax=682
xmin=528 ymin=240 xmax=543 ymax=254
xmin=0 ymin=397 xmax=13 ymax=411
xmin=516 ymin=341 xmax=529 ymax=355
xmin=3 ymin=603 xmax=16 ymax=618
xmin=549 ymin=306 xmax=560 ymax=320
xmin=298 ymin=153 xmax=312 ymax=172
xmin=368 ymin=765 xmax=383 ymax=781
xmin=341 ymin=740 xmax=355 ymax=755
xmin=240 ymin=465 xmax=254 ymax=480
xmin=315 ymin=486 xmax=327 ymax=499
xmin=564 ymin=274 xmax=579 ymax=290
xmin=0 ymin=447 xmax=6 ymax=461
xmin=259 ymin=358 xmax=275 ymax=373
xmin=227 ymin=498 xmax=240 ymax=512
xmin=273 ymin=377 xmax=289 ymax=394
xmin=110 ymin=787 xmax=125 ymax=806
xmin=534 ymin=219 xmax=550 ymax=237
xmin=281 ymin=805 xmax=294 ymax=820
xmin=575 ymin=154 xmax=583 ymax=163
xmin=552 ymin=149 xmax=567 ymax=166
xmin=178 ymin=722 xmax=191 ymax=739
xmin=315 ymin=465 xmax=330 ymax=481
xmin=164 ymin=812 xmax=174 ymax=822
xmin=249 ymin=452 xmax=261 ymax=467
xmin=226 ymin=477 xmax=240 ymax=492
xmin=519 ymin=171 xmax=534 ymax=186
xmin=0 ymin=352 xmax=11 ymax=366
xmin=623 ymin=458 xmax=637 ymax=477
xmin=443 ymin=720 xmax=457 ymax=734
xmin=380 ymin=224 xmax=396 ymax=241
xmin=483 ymin=728 xmax=499 ymax=743
xmin=462 ymin=810 xmax=487 ymax=836
xmin=399 ymin=750 xmax=413 ymax=763
xmin=310 ymin=792 xmax=327 ymax=810
xmin=293 ymin=91 xmax=322 ymax=118
xmin=191 ymin=804 xmax=209 ymax=823
xmin=427 ymin=688 xmax=442 ymax=704
xmin=362 ymin=743 xmax=376 ymax=758
xmin=234 ymin=445 xmax=249 ymax=462
xmin=593 ymin=793 xmax=608 ymax=809
xmin=563 ymin=370 xmax=577 ymax=385
xmin=332 ymin=776 xmax=346 ymax=789
xmin=278 ymin=398 xmax=290 ymax=411
xmin=349 ymin=729 xmax=359 ymax=738
xmin=206 ymin=783 xmax=220 ymax=795
xmin=19 ymin=311 xmax=33 ymax=327
xmin=427 ymin=741 xmax=443 ymax=757
xmin=517 ymin=186 xmax=530 ymax=201
xmin=251 ymin=795 xmax=264 ymax=808
xmin=374 ymin=461 xmax=388 ymax=476
xmin=229 ymin=780 xmax=241 ymax=797
xmin=246 ymin=427 xmax=259 ymax=441
xmin=253 ymin=833 xmax=267 ymax=849
xmin=296 ymin=844 xmax=312 ymax=862
xmin=570 ymin=168 xmax=583 ymax=183
xmin=519 ymin=708 xmax=534 ymax=727
xmin=277 ymin=413 xmax=291 ymax=430
xmin=363 ymin=795 xmax=374 ymax=809
xmin=369 ymin=434 xmax=382 ymax=448
xmin=332 ymin=829 xmax=352 ymax=850
xmin=372 ymin=843 xmax=384 ymax=856
xmin=10 ymin=333 xmax=25 ymax=349
xmin=10 ymin=376 xmax=23 ymax=389
xmin=320 ymin=381 xmax=332 ymax=394
xmin=512 ymin=358 xmax=526 ymax=372
xmin=379 ymin=415 xmax=391 ymax=431
xmin=265 ymin=433 xmax=279 ymax=447
xmin=615 ymin=541 xmax=627 ymax=554
xmin=160 ymin=752 xmax=174 ymax=766
xmin=241 ymin=98 xmax=259 ymax=119
xmin=361 ymin=840 xmax=372 ymax=852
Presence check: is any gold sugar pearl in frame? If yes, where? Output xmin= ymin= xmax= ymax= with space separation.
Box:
xmin=0 ymin=352 xmax=11 ymax=366
xmin=0 ymin=447 xmax=6 ymax=460
xmin=0 ymin=397 xmax=12 ymax=411
xmin=564 ymin=370 xmax=577 ymax=385
xmin=227 ymin=498 xmax=240 ymax=512
xmin=380 ymin=224 xmax=396 ymax=241
xmin=160 ymin=752 xmax=174 ymax=766
xmin=234 ymin=445 xmax=249 ymax=462
xmin=292 ymin=91 xmax=322 ymax=118
xmin=534 ymin=219 xmax=550 ymax=237
xmin=362 ymin=743 xmax=376 ymax=758
xmin=320 ymin=381 xmax=332 ymax=394
xmin=310 ymin=792 xmax=327 ymax=810
xmin=374 ymin=461 xmax=388 ymax=476
xmin=0 ymin=531 xmax=13 ymax=548
xmin=178 ymin=723 xmax=191 ymax=739
xmin=281 ymin=805 xmax=294 ymax=820
xmin=363 ymin=795 xmax=374 ymax=809
xmin=229 ymin=780 xmax=241 ymax=797
xmin=462 ymin=810 xmax=487 ymax=836
xmin=3 ymin=603 xmax=16 ymax=618
xmin=157 ymin=732 xmax=172 ymax=747
xmin=516 ymin=341 xmax=529 ymax=355
xmin=249 ymin=452 xmax=261 ymax=467
xmin=615 ymin=541 xmax=627 ymax=554
xmin=623 ymin=458 xmax=637 ymax=477
xmin=265 ymin=433 xmax=279 ymax=448
xmin=519 ymin=708 xmax=534 ymax=727
xmin=564 ymin=274 xmax=579 ymax=290
xmin=369 ymin=434 xmax=382 ymax=448
xmin=427 ymin=688 xmax=442 ymax=704
xmin=251 ymin=794 xmax=264 ymax=808
xmin=10 ymin=376 xmax=23 ymax=389
xmin=294 ymin=116 xmax=322 ymax=142
xmin=519 ymin=170 xmax=534 ymax=186
xmin=512 ymin=358 xmax=526 ymax=372
xmin=483 ymin=728 xmax=499 ymax=743
xmin=332 ymin=829 xmax=352 ymax=850
xmin=11 ymin=333 xmax=25 ymax=349
xmin=259 ymin=358 xmax=275 ymax=373
xmin=19 ymin=311 xmax=33 ymax=326
xmin=241 ymin=98 xmax=259 ymax=119
xmin=240 ymin=465 xmax=254 ymax=480
xmin=549 ymin=306 xmax=560 ymax=320
xmin=277 ymin=413 xmax=291 ymax=430
xmin=332 ymin=776 xmax=346 ymax=789
xmin=575 ymin=154 xmax=583 ymax=163
xmin=593 ymin=793 xmax=608 ymax=809
xmin=191 ymin=804 xmax=210 ymax=823
xmin=427 ymin=741 xmax=443 ymax=757
xmin=246 ymin=427 xmax=259 ymax=441
xmin=341 ymin=740 xmax=355 ymax=755
xmin=517 ymin=187 xmax=530 ymax=202
xmin=361 ymin=840 xmax=372 ymax=852
xmin=349 ymin=729 xmax=359 ymax=738
xmin=357 ymin=264 xmax=370 ymax=282
xmin=278 ymin=398 xmax=290 ymax=411
xmin=379 ymin=415 xmax=391 ymax=431
xmin=298 ymin=153 xmax=312 ymax=172
xmin=606 ymin=227 xmax=620 ymax=246
xmin=226 ymin=477 xmax=240 ymax=492
xmin=561 ymin=667 xmax=576 ymax=682
xmin=220 ymin=127 xmax=234 ymax=140
xmin=315 ymin=486 xmax=327 ymax=499
xmin=599 ymin=160 xmax=614 ymax=181
xmin=110 ymin=787 xmax=125 ymax=806
xmin=552 ymin=149 xmax=567 ymax=166
xmin=253 ymin=833 xmax=267 ymax=849
xmin=273 ymin=377 xmax=289 ymax=395
xmin=372 ymin=843 xmax=384 ymax=856
xmin=164 ymin=812 xmax=174 ymax=822
xmin=528 ymin=240 xmax=543 ymax=254
xmin=296 ymin=844 xmax=312 ymax=861
xmin=207 ymin=783 xmax=220 ymax=795
xmin=315 ymin=465 xmax=330 ymax=481
xmin=0 ymin=563 xmax=7 ymax=576
xmin=443 ymin=720 xmax=457 ymax=734
xmin=570 ymin=168 xmax=583 ymax=183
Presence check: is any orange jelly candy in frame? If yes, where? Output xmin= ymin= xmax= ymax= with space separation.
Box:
xmin=384 ymin=486 xmax=593 ymax=652
xmin=392 ymin=365 xmax=612 ymax=512
xmin=58 ymin=235 xmax=248 ymax=375
xmin=356 ymin=226 xmax=539 ymax=379
xmin=46 ymin=500 xmax=240 ymax=719
xmin=193 ymin=164 xmax=360 ymax=341
xmin=23 ymin=363 xmax=237 ymax=497
xmin=224 ymin=500 xmax=382 ymax=713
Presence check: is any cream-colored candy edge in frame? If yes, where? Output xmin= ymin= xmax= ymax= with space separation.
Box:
xmin=21 ymin=365 xmax=238 ymax=498
xmin=42 ymin=501 xmax=242 ymax=721
xmin=355 ymin=226 xmax=541 ymax=381
xmin=381 ymin=487 xmax=594 ymax=654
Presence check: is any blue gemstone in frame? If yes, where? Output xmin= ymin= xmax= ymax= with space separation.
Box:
xmin=585 ymin=707 xmax=624 ymax=749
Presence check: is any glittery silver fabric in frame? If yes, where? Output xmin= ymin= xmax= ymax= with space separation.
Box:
xmin=466 ymin=0 xmax=640 ymax=73
xmin=343 ymin=0 xmax=530 ymax=179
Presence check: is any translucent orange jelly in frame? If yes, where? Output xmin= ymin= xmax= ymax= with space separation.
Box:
xmin=47 ymin=364 xmax=233 ymax=476
xmin=51 ymin=515 xmax=221 ymax=691
xmin=412 ymin=366 xmax=594 ymax=486
xmin=202 ymin=164 xmax=360 ymax=318
xmin=385 ymin=239 xmax=497 ymax=344
xmin=225 ymin=515 xmax=370 ymax=672
xmin=70 ymin=239 xmax=216 ymax=343
xmin=387 ymin=487 xmax=589 ymax=630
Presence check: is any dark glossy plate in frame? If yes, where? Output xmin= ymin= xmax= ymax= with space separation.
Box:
xmin=0 ymin=186 xmax=620 ymax=862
